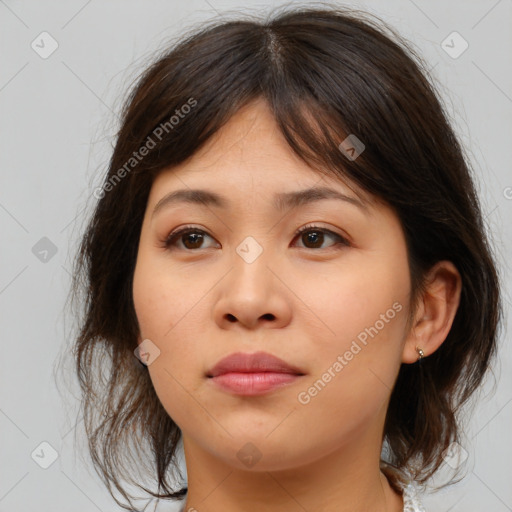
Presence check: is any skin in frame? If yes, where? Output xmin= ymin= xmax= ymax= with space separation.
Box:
xmin=132 ymin=98 xmax=462 ymax=512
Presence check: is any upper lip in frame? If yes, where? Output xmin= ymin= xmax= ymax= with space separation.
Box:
xmin=207 ymin=351 xmax=305 ymax=378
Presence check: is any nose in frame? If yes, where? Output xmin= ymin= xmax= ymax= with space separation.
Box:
xmin=212 ymin=247 xmax=292 ymax=331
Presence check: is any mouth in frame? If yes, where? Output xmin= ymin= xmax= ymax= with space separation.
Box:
xmin=206 ymin=351 xmax=306 ymax=396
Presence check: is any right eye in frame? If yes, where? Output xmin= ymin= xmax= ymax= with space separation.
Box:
xmin=164 ymin=226 xmax=219 ymax=251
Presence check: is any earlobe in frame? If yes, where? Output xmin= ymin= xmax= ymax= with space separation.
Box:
xmin=401 ymin=260 xmax=462 ymax=364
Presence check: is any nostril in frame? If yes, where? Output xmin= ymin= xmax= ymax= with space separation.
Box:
xmin=224 ymin=313 xmax=274 ymax=323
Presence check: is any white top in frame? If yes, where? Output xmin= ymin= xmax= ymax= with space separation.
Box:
xmin=175 ymin=480 xmax=426 ymax=511
xmin=400 ymin=480 xmax=427 ymax=512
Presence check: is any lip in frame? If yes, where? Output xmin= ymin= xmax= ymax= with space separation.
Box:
xmin=206 ymin=351 xmax=305 ymax=396
xmin=207 ymin=351 xmax=305 ymax=377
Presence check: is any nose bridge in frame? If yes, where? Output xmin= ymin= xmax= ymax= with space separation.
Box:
xmin=212 ymin=230 xmax=292 ymax=329
xmin=229 ymin=232 xmax=273 ymax=293
xmin=235 ymin=233 xmax=268 ymax=266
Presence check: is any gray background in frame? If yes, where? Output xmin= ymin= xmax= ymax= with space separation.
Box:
xmin=1 ymin=0 xmax=511 ymax=511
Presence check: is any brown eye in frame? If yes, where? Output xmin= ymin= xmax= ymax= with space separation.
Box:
xmin=293 ymin=224 xmax=349 ymax=250
xmin=164 ymin=227 xmax=217 ymax=251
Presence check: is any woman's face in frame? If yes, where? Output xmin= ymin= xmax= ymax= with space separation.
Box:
xmin=132 ymin=98 xmax=415 ymax=471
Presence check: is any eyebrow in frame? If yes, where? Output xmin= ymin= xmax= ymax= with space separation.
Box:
xmin=151 ymin=186 xmax=370 ymax=218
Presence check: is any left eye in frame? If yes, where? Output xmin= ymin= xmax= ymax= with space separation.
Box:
xmin=293 ymin=224 xmax=349 ymax=250
xmin=163 ymin=224 xmax=349 ymax=251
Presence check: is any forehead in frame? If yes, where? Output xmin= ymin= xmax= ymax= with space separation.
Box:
xmin=149 ymin=99 xmax=376 ymax=210
xmin=162 ymin=99 xmax=312 ymax=181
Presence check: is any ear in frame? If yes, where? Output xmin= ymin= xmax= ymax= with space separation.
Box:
xmin=402 ymin=261 xmax=462 ymax=364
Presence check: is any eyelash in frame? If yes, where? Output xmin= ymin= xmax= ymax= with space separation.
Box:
xmin=163 ymin=223 xmax=350 ymax=251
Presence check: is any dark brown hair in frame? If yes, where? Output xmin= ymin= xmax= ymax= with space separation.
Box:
xmin=69 ymin=5 xmax=502 ymax=510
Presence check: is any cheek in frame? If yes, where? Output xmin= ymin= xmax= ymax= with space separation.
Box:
xmin=292 ymin=259 xmax=410 ymax=422
xmin=293 ymin=253 xmax=409 ymax=350
xmin=132 ymin=251 xmax=208 ymax=394
xmin=132 ymin=250 xmax=192 ymax=338
xmin=132 ymin=275 xmax=171 ymax=336
xmin=133 ymin=267 xmax=195 ymax=379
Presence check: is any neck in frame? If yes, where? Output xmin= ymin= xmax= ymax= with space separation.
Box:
xmin=180 ymin=426 xmax=404 ymax=512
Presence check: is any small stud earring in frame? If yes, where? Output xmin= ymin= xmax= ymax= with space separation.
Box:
xmin=416 ymin=347 xmax=425 ymax=362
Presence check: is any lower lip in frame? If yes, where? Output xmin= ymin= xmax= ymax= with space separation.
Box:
xmin=209 ymin=372 xmax=302 ymax=395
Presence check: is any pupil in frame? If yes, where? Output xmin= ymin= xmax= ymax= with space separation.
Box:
xmin=305 ymin=231 xmax=322 ymax=248
xmin=185 ymin=233 xmax=202 ymax=248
